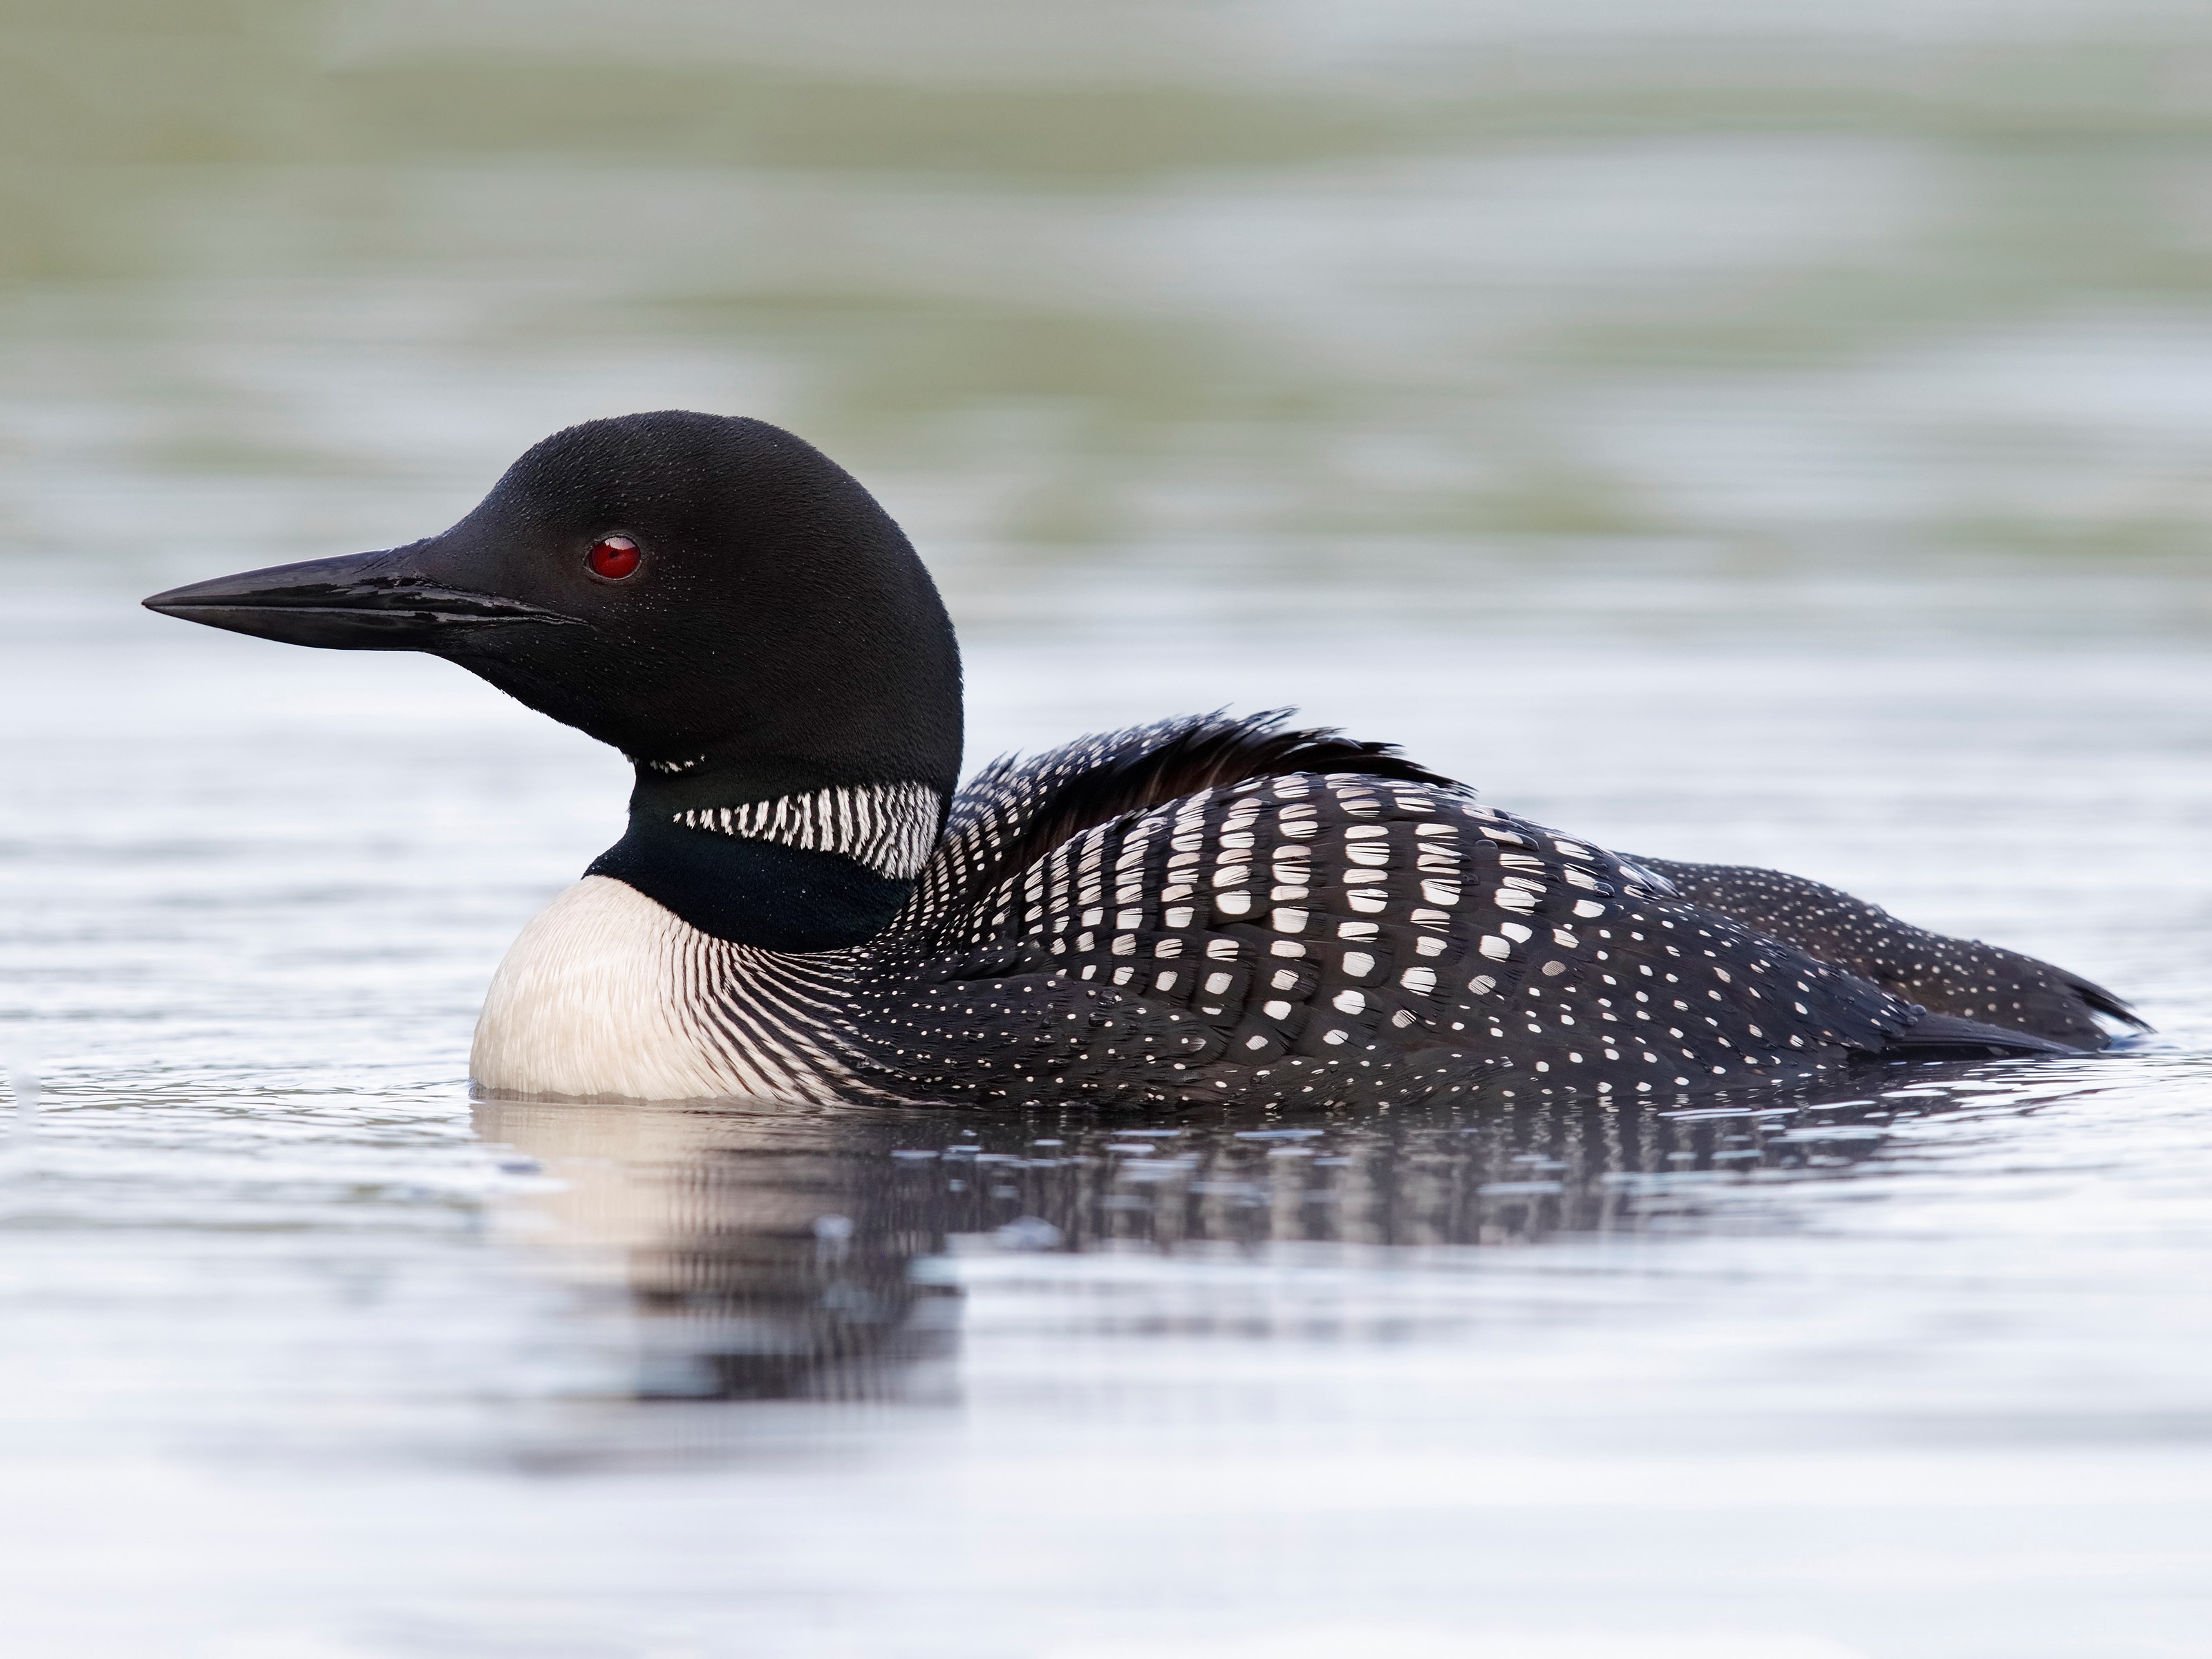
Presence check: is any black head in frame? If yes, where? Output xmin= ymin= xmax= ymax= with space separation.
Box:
xmin=148 ymin=412 xmax=962 ymax=796
xmin=147 ymin=413 xmax=964 ymax=948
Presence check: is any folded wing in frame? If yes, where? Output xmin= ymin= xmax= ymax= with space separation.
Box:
xmin=1630 ymin=858 xmax=2144 ymax=1051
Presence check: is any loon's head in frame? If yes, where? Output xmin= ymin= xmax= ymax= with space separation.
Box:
xmin=147 ymin=412 xmax=962 ymax=950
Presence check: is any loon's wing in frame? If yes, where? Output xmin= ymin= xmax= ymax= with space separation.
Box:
xmin=1627 ymin=856 xmax=2146 ymax=1051
xmin=863 ymin=722 xmax=2060 ymax=1106
xmin=850 ymin=717 xmax=2098 ymax=1106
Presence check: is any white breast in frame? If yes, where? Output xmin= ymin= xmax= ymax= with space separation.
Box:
xmin=470 ymin=876 xmax=863 ymax=1103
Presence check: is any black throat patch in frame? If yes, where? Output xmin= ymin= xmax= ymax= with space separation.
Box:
xmin=587 ymin=814 xmax=912 ymax=950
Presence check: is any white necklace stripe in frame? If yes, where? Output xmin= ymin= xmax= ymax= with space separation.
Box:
xmin=673 ymin=782 xmax=942 ymax=879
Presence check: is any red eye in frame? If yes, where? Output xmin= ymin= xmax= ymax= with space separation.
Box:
xmin=587 ymin=536 xmax=641 ymax=580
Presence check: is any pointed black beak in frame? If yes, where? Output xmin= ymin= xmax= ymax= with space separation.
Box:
xmin=142 ymin=546 xmax=577 ymax=651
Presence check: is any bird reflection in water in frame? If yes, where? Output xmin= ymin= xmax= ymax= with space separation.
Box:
xmin=474 ymin=1056 xmax=2069 ymax=1405
xmin=471 ymin=1098 xmax=965 ymax=1405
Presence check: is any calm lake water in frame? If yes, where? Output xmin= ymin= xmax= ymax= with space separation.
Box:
xmin=6 ymin=4 xmax=2212 ymax=1656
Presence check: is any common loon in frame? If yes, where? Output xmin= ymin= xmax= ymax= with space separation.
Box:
xmin=144 ymin=412 xmax=2144 ymax=1107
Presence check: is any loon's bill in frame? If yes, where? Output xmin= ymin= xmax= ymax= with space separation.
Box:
xmin=145 ymin=410 xmax=2146 ymax=1108
xmin=144 ymin=549 xmax=583 ymax=650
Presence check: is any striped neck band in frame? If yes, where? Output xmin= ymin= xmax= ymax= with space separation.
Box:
xmin=672 ymin=782 xmax=942 ymax=880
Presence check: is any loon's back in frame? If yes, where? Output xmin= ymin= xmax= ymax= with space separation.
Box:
xmin=809 ymin=715 xmax=2108 ymax=1108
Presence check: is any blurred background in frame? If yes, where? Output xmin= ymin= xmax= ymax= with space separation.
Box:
xmin=5 ymin=3 xmax=2212 ymax=1657
xmin=14 ymin=0 xmax=2212 ymax=639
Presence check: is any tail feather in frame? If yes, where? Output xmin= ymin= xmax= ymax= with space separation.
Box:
xmin=2061 ymin=970 xmax=2150 ymax=1033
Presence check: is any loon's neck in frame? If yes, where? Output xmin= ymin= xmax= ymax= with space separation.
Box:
xmin=585 ymin=760 xmax=944 ymax=950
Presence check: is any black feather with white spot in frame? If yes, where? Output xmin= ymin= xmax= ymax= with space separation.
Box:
xmin=821 ymin=712 xmax=2101 ymax=1108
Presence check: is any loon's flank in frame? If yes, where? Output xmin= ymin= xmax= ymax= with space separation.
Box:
xmin=144 ymin=412 xmax=2144 ymax=1107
